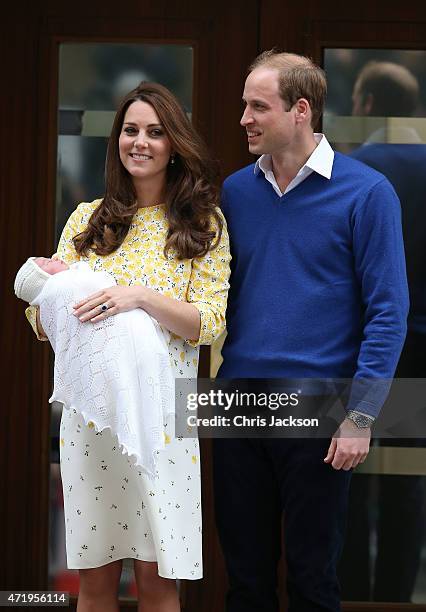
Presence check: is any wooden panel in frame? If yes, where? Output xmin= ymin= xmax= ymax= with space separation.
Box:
xmin=342 ymin=605 xmax=426 ymax=612
xmin=306 ymin=20 xmax=426 ymax=66
xmin=259 ymin=0 xmax=426 ymax=56
xmin=1 ymin=8 xmax=52 ymax=590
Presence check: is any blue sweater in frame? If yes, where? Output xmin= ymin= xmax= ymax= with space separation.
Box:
xmin=219 ymin=152 xmax=409 ymax=417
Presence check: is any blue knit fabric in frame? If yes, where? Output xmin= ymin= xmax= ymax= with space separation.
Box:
xmin=219 ymin=152 xmax=409 ymax=417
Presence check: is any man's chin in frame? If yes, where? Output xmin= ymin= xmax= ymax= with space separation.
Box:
xmin=248 ymin=143 xmax=263 ymax=155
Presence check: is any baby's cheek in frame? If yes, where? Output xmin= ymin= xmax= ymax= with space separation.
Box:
xmin=47 ymin=261 xmax=68 ymax=274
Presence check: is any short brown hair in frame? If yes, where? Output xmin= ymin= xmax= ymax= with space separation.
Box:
xmin=354 ymin=61 xmax=419 ymax=117
xmin=249 ymin=50 xmax=327 ymax=128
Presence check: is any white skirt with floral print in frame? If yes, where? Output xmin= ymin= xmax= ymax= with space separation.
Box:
xmin=59 ymin=340 xmax=202 ymax=580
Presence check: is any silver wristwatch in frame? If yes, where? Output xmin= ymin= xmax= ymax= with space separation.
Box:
xmin=346 ymin=410 xmax=375 ymax=428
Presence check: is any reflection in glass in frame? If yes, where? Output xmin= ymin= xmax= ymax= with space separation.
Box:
xmin=49 ymin=42 xmax=193 ymax=596
xmin=324 ymin=49 xmax=426 ymax=603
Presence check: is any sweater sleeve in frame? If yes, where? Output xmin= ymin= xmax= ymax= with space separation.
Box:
xmin=25 ymin=202 xmax=88 ymax=340
xmin=186 ymin=210 xmax=231 ymax=347
xmin=347 ymin=178 xmax=409 ymax=417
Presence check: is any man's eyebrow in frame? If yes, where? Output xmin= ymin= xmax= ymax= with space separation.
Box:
xmin=242 ymin=98 xmax=268 ymax=105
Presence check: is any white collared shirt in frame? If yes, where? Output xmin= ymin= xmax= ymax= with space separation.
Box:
xmin=254 ymin=133 xmax=335 ymax=197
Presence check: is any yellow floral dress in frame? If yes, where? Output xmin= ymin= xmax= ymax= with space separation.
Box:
xmin=27 ymin=199 xmax=230 ymax=578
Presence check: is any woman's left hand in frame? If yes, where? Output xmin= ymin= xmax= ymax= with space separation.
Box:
xmin=73 ymin=285 xmax=146 ymax=323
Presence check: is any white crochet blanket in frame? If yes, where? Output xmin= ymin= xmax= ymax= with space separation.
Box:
xmin=32 ymin=262 xmax=175 ymax=478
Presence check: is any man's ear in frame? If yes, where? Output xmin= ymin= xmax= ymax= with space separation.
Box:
xmin=294 ymin=98 xmax=311 ymax=124
xmin=364 ymin=93 xmax=374 ymax=115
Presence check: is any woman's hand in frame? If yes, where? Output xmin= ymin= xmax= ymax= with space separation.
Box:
xmin=73 ymin=285 xmax=146 ymax=323
xmin=73 ymin=284 xmax=201 ymax=341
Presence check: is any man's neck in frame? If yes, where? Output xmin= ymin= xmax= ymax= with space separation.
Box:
xmin=270 ymin=132 xmax=318 ymax=193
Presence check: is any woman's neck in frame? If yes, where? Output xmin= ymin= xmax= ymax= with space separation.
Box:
xmin=134 ymin=177 xmax=166 ymax=208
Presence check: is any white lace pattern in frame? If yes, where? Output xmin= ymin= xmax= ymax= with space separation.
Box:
xmin=33 ymin=262 xmax=174 ymax=478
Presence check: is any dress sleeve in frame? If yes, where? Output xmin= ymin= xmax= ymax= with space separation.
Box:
xmin=25 ymin=305 xmax=48 ymax=341
xmin=55 ymin=202 xmax=88 ymax=264
xmin=186 ymin=210 xmax=231 ymax=347
xmin=25 ymin=202 xmax=87 ymax=340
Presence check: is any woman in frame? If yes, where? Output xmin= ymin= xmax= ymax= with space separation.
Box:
xmin=26 ymin=82 xmax=230 ymax=612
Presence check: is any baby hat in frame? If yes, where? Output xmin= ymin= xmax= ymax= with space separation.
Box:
xmin=14 ymin=257 xmax=51 ymax=304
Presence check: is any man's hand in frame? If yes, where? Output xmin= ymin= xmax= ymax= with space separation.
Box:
xmin=324 ymin=418 xmax=371 ymax=470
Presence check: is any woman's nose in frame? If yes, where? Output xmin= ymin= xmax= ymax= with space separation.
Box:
xmin=134 ymin=133 xmax=148 ymax=148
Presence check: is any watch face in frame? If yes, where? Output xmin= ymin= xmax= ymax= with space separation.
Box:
xmin=350 ymin=413 xmax=372 ymax=428
xmin=356 ymin=416 xmax=369 ymax=427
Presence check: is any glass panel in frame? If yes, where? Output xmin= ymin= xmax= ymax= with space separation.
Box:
xmin=49 ymin=42 xmax=193 ymax=596
xmin=56 ymin=42 xmax=193 ymax=242
xmin=324 ymin=49 xmax=426 ymax=603
xmin=324 ymin=49 xmax=426 ymax=150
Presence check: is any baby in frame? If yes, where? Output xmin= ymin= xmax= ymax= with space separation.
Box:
xmin=14 ymin=257 xmax=175 ymax=478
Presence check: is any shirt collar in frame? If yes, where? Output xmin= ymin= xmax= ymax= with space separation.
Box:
xmin=254 ymin=133 xmax=334 ymax=180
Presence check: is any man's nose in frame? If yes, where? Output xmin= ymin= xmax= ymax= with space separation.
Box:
xmin=240 ymin=106 xmax=252 ymax=126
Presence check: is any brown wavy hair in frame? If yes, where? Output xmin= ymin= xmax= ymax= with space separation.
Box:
xmin=73 ymin=82 xmax=222 ymax=260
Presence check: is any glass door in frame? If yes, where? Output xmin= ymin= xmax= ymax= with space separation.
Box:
xmin=50 ymin=41 xmax=193 ymax=601
xmin=323 ymin=47 xmax=426 ymax=605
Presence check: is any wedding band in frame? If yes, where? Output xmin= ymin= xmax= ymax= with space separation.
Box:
xmin=100 ymin=303 xmax=109 ymax=312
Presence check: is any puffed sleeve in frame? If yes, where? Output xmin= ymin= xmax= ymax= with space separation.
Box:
xmin=24 ymin=202 xmax=88 ymax=340
xmin=186 ymin=209 xmax=231 ymax=347
xmin=55 ymin=201 xmax=93 ymax=264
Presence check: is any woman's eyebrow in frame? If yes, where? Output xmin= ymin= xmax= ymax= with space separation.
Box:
xmin=123 ymin=122 xmax=163 ymax=127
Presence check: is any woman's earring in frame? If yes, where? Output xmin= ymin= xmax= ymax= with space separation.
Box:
xmin=170 ymin=155 xmax=175 ymax=165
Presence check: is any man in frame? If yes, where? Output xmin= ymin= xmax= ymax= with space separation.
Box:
xmin=339 ymin=60 xmax=426 ymax=603
xmin=214 ymin=51 xmax=409 ymax=612
xmin=351 ymin=60 xmax=419 ymax=119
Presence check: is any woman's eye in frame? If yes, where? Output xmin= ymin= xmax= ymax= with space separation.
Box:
xmin=124 ymin=127 xmax=137 ymax=134
xmin=150 ymin=129 xmax=164 ymax=137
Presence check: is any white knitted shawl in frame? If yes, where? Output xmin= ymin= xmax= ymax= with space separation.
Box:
xmin=32 ymin=262 xmax=175 ymax=479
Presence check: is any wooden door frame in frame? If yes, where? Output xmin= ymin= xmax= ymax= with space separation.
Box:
xmin=1 ymin=2 xmax=258 ymax=610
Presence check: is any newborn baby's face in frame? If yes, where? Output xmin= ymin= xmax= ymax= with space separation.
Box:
xmin=35 ymin=257 xmax=69 ymax=275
